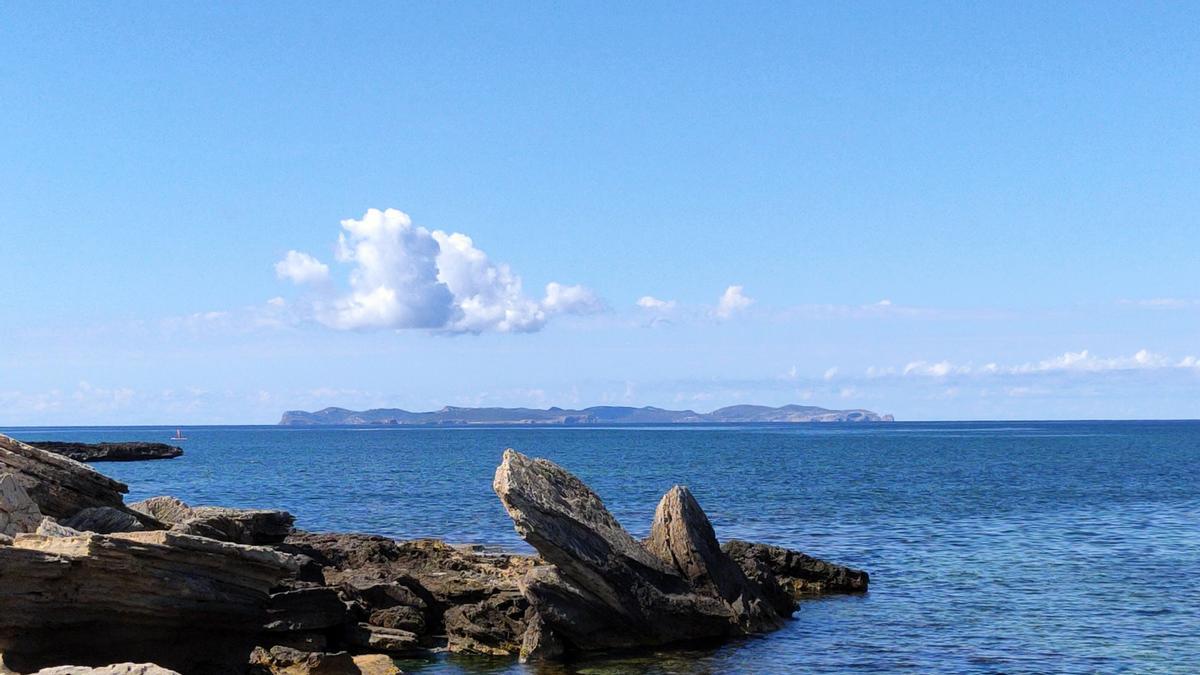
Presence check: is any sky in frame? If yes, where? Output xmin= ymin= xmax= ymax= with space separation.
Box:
xmin=1 ymin=2 xmax=1198 ymax=424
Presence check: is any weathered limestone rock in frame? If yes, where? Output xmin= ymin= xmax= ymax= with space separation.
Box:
xmin=443 ymin=591 xmax=527 ymax=656
xmin=62 ymin=506 xmax=148 ymax=534
xmin=30 ymin=664 xmax=181 ymax=675
xmin=0 ymin=435 xmax=144 ymax=522
xmin=34 ymin=517 xmax=82 ymax=537
xmin=0 ymin=530 xmax=300 ymax=674
xmin=132 ymin=496 xmax=294 ymax=545
xmin=721 ymin=539 xmax=869 ymax=614
xmin=646 ymin=486 xmax=782 ymax=631
xmin=32 ymin=441 xmax=183 ymax=463
xmin=349 ymin=654 xmax=401 ymax=675
xmin=493 ymin=449 xmax=745 ymax=654
xmin=0 ymin=473 xmax=43 ymax=537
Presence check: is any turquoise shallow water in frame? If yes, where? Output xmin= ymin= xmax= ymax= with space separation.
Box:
xmin=6 ymin=422 xmax=1199 ymax=673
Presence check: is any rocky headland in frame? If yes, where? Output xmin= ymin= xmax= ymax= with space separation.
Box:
xmin=281 ymin=403 xmax=894 ymax=426
xmin=0 ymin=433 xmax=868 ymax=674
xmin=31 ymin=442 xmax=183 ymax=463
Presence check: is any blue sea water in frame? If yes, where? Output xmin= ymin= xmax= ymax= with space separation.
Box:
xmin=5 ymin=421 xmax=1198 ymax=673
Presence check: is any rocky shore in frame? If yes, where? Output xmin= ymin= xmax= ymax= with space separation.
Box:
xmin=0 ymin=434 xmax=868 ymax=674
xmin=31 ymin=441 xmax=183 ymax=463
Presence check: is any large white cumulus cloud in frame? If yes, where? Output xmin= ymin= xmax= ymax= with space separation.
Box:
xmin=279 ymin=208 xmax=602 ymax=334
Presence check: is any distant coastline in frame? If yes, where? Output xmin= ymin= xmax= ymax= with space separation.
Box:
xmin=279 ymin=404 xmax=894 ymax=426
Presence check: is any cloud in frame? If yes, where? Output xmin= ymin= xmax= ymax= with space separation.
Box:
xmin=278 ymin=208 xmax=600 ymax=334
xmin=636 ymin=296 xmax=677 ymax=311
xmin=1119 ymin=298 xmax=1200 ymax=310
xmin=274 ymin=251 xmax=330 ymax=285
xmin=543 ymin=282 xmax=605 ymax=316
xmin=714 ymin=285 xmax=753 ymax=319
xmin=823 ymin=367 xmax=839 ymax=381
xmin=874 ymin=349 xmax=1199 ymax=379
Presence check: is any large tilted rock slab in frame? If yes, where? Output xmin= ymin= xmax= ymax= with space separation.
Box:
xmin=493 ymin=449 xmax=752 ymax=654
xmin=131 ymin=495 xmax=294 ymax=545
xmin=0 ymin=530 xmax=300 ymax=674
xmin=0 ymin=434 xmax=146 ymax=522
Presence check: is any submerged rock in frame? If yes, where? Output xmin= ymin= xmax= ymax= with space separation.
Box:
xmin=248 ymin=646 xmax=400 ymax=674
xmin=31 ymin=441 xmax=183 ymax=463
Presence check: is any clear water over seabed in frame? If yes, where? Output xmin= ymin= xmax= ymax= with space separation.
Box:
xmin=6 ymin=422 xmax=1198 ymax=674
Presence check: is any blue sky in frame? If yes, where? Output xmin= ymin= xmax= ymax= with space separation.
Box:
xmin=1 ymin=2 xmax=1198 ymax=424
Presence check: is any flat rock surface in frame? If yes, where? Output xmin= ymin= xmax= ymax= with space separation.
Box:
xmin=31 ymin=442 xmax=183 ymax=463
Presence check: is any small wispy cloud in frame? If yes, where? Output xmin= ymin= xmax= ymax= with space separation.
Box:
xmin=636 ymin=296 xmax=677 ymax=311
xmin=1119 ymin=298 xmax=1200 ymax=310
xmin=714 ymin=285 xmax=754 ymax=319
xmin=871 ymin=349 xmax=1200 ymax=379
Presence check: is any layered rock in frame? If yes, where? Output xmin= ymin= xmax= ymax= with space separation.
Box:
xmin=0 ymin=530 xmax=300 ymax=674
xmin=722 ymin=539 xmax=869 ymax=614
xmin=280 ymin=533 xmax=535 ymax=656
xmin=0 ymin=434 xmax=146 ymax=523
xmin=62 ymin=506 xmax=148 ymax=534
xmin=248 ymin=646 xmax=400 ymax=675
xmin=31 ymin=441 xmax=183 ymax=463
xmin=29 ymin=665 xmax=181 ymax=675
xmin=132 ymin=496 xmax=294 ymax=545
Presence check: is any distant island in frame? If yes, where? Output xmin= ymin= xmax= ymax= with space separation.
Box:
xmin=279 ymin=404 xmax=894 ymax=426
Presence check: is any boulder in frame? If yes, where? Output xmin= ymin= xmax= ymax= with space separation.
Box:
xmin=443 ymin=591 xmax=527 ymax=656
xmin=493 ymin=449 xmax=747 ymax=654
xmin=645 ymin=486 xmax=782 ymax=630
xmin=721 ymin=539 xmax=869 ymax=614
xmin=34 ymin=517 xmax=82 ymax=538
xmin=0 ymin=473 xmax=43 ymax=537
xmin=0 ymin=435 xmax=147 ymax=523
xmin=62 ymin=506 xmax=148 ymax=534
xmin=31 ymin=441 xmax=183 ymax=463
xmin=132 ymin=496 xmax=294 ymax=545
xmin=0 ymin=530 xmax=300 ymax=674
xmin=265 ymin=587 xmax=351 ymax=633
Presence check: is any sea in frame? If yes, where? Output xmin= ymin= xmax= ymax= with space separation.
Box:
xmin=5 ymin=421 xmax=1198 ymax=674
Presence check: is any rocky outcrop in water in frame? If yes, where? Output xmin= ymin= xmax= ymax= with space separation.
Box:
xmin=31 ymin=442 xmax=183 ymax=463
xmin=0 ymin=433 xmax=868 ymax=672
xmin=491 ymin=449 xmax=863 ymax=659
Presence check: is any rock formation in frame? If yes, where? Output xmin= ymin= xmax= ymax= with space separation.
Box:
xmin=0 ymin=530 xmax=300 ymax=674
xmin=31 ymin=441 xmax=183 ymax=463
xmin=131 ymin=496 xmax=294 ymax=545
xmin=0 ymin=435 xmax=149 ymax=524
xmin=494 ymin=450 xmax=771 ymax=655
xmin=0 ymin=437 xmax=869 ymax=671
xmin=493 ymin=449 xmax=869 ymax=660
